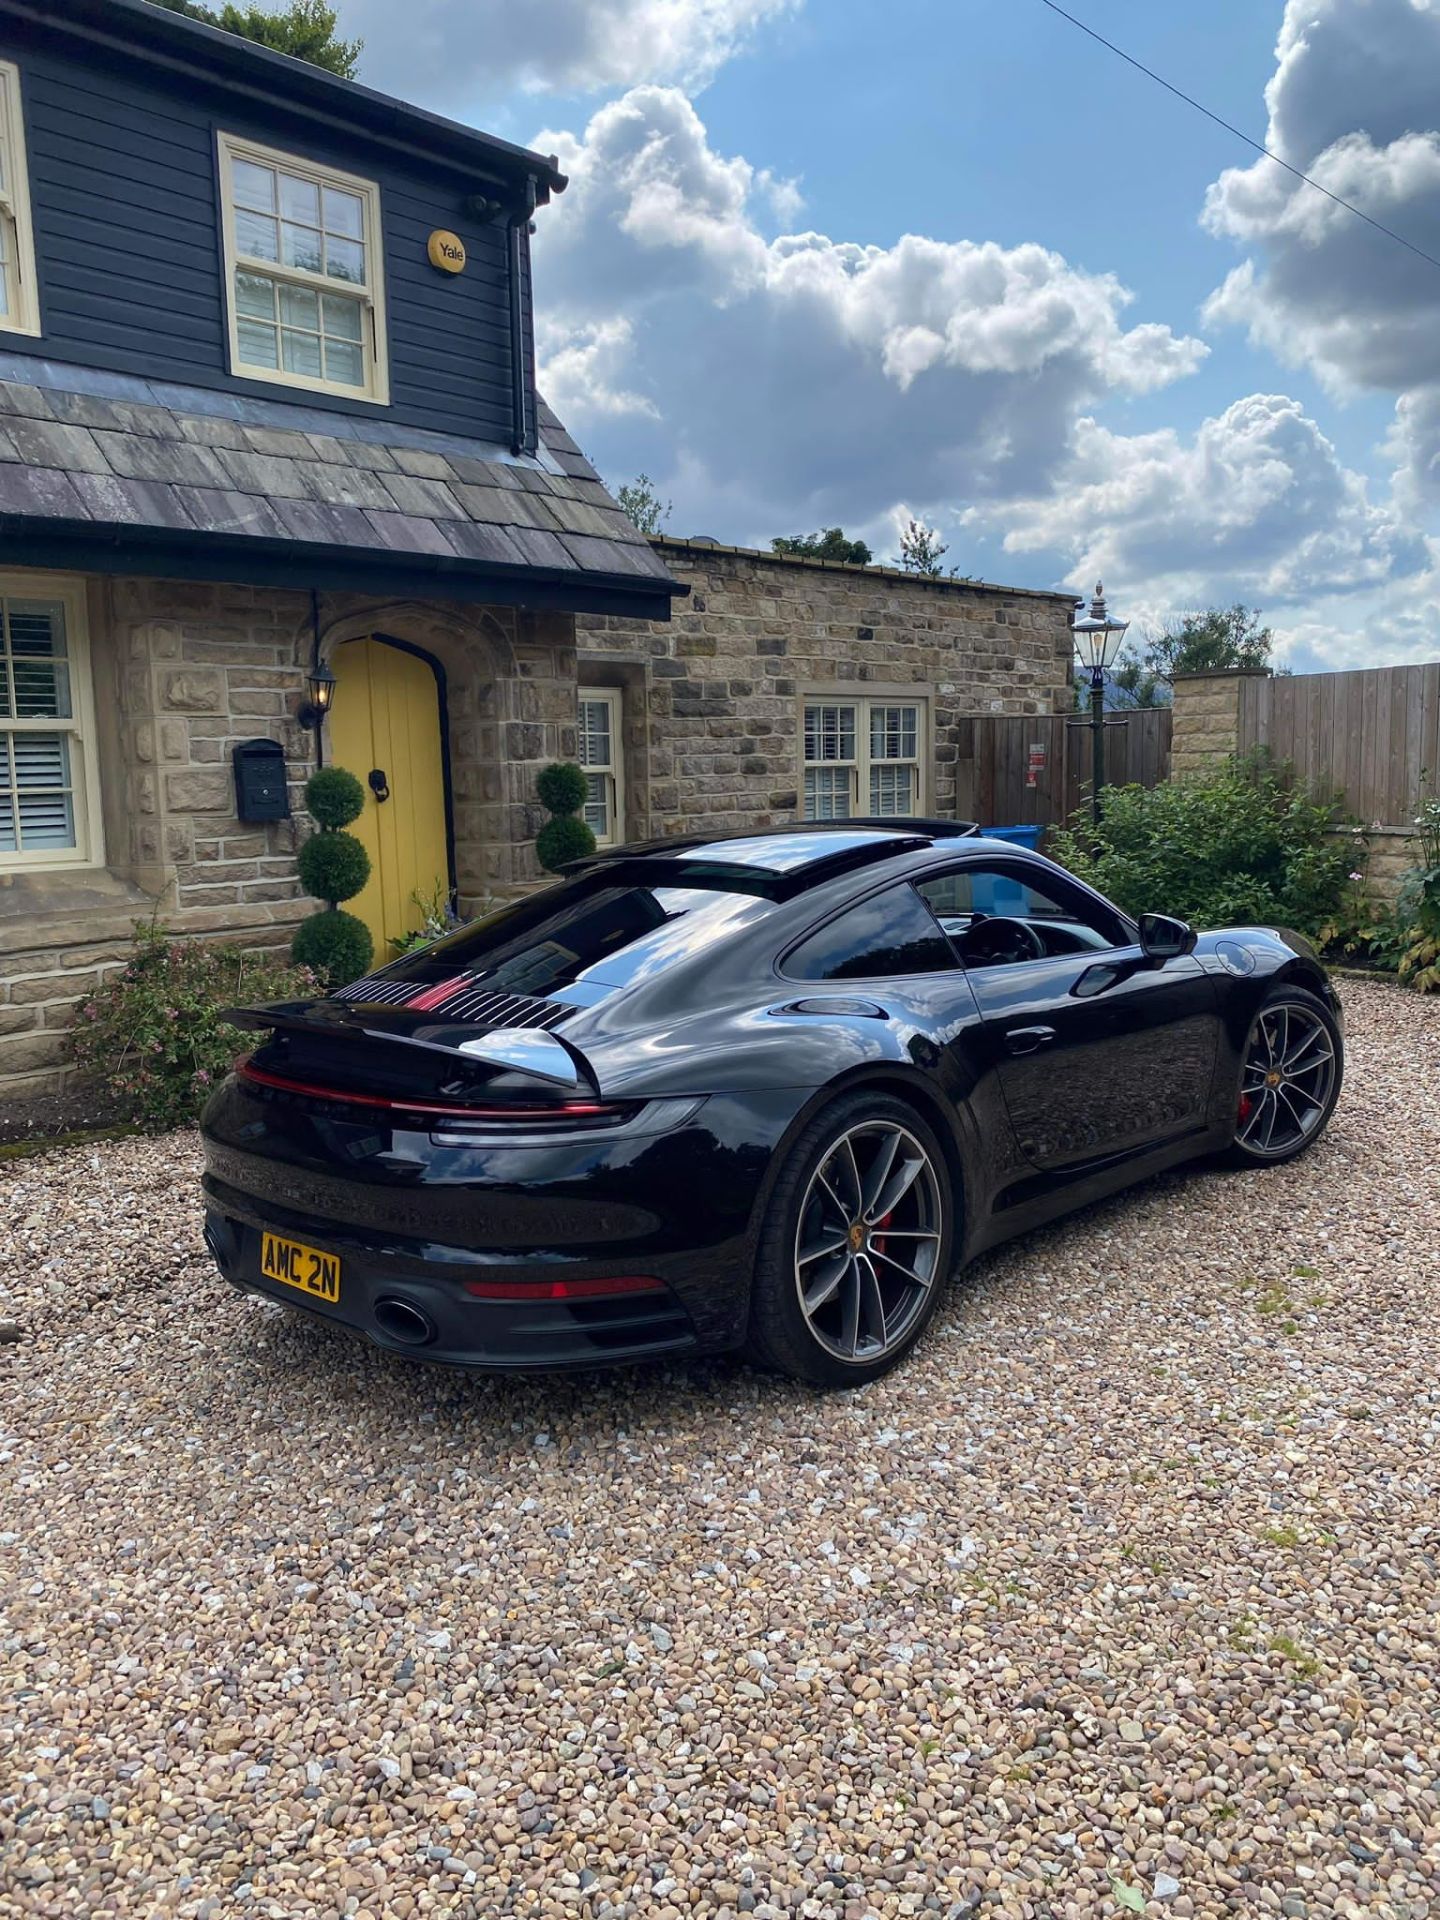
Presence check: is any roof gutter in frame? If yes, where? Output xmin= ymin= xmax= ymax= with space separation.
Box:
xmin=0 ymin=516 xmax=687 ymax=617
xmin=507 ymin=179 xmax=539 ymax=457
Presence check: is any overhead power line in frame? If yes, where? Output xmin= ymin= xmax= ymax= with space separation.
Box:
xmin=1036 ymin=0 xmax=1440 ymax=278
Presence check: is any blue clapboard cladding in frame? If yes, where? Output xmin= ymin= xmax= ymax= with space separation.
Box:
xmin=0 ymin=6 xmax=537 ymax=446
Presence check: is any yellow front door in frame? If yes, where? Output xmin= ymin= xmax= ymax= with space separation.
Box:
xmin=326 ymin=637 xmax=450 ymax=957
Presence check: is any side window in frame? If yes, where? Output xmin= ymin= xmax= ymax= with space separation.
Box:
xmin=0 ymin=62 xmax=40 ymax=337
xmin=578 ymin=690 xmax=623 ymax=846
xmin=786 ymin=883 xmax=957 ymax=982
xmin=915 ymin=863 xmax=1129 ymax=962
xmin=0 ymin=576 xmax=103 ymax=871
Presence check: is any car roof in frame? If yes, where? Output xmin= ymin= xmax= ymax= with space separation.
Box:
xmin=593 ymin=819 xmax=984 ymax=877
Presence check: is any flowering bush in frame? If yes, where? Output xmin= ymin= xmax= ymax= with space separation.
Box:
xmin=390 ymin=879 xmax=464 ymax=955
xmin=1395 ymin=792 xmax=1440 ymax=992
xmin=70 ymin=921 xmax=318 ymax=1132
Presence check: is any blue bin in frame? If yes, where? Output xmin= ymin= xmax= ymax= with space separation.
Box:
xmin=976 ymin=825 xmax=1042 ymax=916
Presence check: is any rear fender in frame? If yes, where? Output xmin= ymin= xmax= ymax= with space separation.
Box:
xmin=738 ymin=1061 xmax=979 ymax=1269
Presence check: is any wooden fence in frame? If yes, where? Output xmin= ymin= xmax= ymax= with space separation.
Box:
xmin=954 ymin=708 xmax=1173 ymax=832
xmin=1237 ymin=663 xmax=1440 ymax=830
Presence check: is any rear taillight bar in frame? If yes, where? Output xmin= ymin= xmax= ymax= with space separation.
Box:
xmin=462 ymin=1275 xmax=666 ymax=1301
xmin=236 ymin=1059 xmax=612 ymax=1122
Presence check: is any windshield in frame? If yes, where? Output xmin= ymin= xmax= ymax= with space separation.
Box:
xmin=356 ymin=871 xmax=776 ymax=1005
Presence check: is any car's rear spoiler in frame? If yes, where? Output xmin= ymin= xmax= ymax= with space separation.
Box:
xmin=224 ymin=1001 xmax=599 ymax=1095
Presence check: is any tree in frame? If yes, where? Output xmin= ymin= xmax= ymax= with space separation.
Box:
xmin=895 ymin=518 xmax=949 ymax=578
xmin=771 ymin=528 xmax=873 ymax=566
xmin=1105 ymin=645 xmax=1170 ymax=710
xmin=1147 ymin=604 xmax=1276 ymax=680
xmin=1080 ymin=604 xmax=1279 ymax=713
xmin=146 ymin=0 xmax=363 ymax=78
xmin=615 ymin=473 xmax=671 ymax=537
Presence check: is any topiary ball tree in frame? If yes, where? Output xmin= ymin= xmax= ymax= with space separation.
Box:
xmin=297 ymin=829 xmax=371 ymax=905
xmin=305 ymin=765 xmax=366 ymax=830
xmin=291 ymin=766 xmax=374 ymax=988
xmin=292 ymin=908 xmax=373 ymax=987
xmin=536 ymin=760 xmax=596 ymax=874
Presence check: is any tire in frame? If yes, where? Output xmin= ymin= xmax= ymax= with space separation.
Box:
xmin=1222 ymin=983 xmax=1343 ymax=1168
xmin=746 ymin=1091 xmax=957 ymax=1388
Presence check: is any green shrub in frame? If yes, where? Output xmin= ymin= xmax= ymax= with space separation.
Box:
xmin=292 ymin=907 xmax=373 ymax=987
xmin=69 ymin=921 xmax=318 ymax=1132
xmin=536 ymin=760 xmax=589 ymax=815
xmin=297 ymin=829 xmax=370 ymax=905
xmin=536 ymin=813 xmax=597 ymax=872
xmin=535 ymin=758 xmax=596 ymax=874
xmin=304 ymin=765 xmax=366 ymax=829
xmin=1049 ymin=752 xmax=1355 ymax=934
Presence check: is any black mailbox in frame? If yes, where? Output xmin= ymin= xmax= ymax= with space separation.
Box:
xmin=233 ymin=738 xmax=292 ymax=823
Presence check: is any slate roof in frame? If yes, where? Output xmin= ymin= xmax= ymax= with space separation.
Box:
xmin=0 ymin=360 xmax=682 ymax=615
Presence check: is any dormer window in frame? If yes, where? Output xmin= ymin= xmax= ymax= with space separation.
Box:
xmin=0 ymin=62 xmax=40 ymax=337
xmin=218 ymin=134 xmax=388 ymax=404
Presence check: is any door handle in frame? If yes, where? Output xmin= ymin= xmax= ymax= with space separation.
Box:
xmin=368 ymin=767 xmax=390 ymax=804
xmin=1004 ymin=1024 xmax=1056 ymax=1056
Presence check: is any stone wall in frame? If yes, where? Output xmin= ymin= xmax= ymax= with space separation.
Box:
xmin=0 ymin=572 xmax=575 ymax=1100
xmin=577 ymin=540 xmax=1076 ymax=839
xmin=1169 ymin=668 xmax=1272 ymax=780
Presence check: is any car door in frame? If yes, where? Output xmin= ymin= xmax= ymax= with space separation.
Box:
xmin=915 ymin=858 xmax=1222 ymax=1172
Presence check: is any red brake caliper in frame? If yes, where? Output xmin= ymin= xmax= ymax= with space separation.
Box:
xmin=873 ymin=1209 xmax=894 ymax=1255
xmin=1237 ymin=1092 xmax=1253 ymax=1125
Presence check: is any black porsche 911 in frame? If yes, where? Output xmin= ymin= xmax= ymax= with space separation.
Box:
xmin=200 ymin=822 xmax=1344 ymax=1387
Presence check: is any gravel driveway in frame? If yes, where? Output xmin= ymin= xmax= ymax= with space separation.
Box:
xmin=3 ymin=976 xmax=1439 ymax=1920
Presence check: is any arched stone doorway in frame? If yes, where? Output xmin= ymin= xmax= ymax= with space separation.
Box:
xmin=327 ymin=634 xmax=454 ymax=953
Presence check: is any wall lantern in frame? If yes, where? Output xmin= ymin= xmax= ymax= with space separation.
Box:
xmin=297 ymin=661 xmax=336 ymax=732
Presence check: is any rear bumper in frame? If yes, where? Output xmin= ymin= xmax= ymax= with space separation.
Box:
xmin=198 ymin=1084 xmax=808 ymax=1371
xmin=203 ymin=1208 xmax=699 ymax=1370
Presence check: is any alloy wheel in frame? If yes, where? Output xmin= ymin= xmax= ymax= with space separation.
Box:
xmin=793 ymin=1121 xmax=944 ymax=1364
xmin=1236 ymin=1001 xmax=1338 ymax=1158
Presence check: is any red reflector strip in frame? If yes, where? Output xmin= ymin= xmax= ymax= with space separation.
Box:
xmin=236 ymin=1060 xmax=610 ymax=1122
xmin=404 ymin=976 xmax=471 ymax=1013
xmin=463 ymin=1275 xmax=666 ymax=1302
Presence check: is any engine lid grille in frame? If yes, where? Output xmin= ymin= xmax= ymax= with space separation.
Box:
xmin=333 ymin=975 xmax=572 ymax=1030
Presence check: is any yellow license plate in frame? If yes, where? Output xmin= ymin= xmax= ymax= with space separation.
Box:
xmin=260 ymin=1232 xmax=341 ymax=1304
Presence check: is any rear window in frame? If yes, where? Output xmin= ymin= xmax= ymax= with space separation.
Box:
xmin=784 ymin=883 xmax=957 ymax=982
xmin=361 ymin=872 xmax=775 ymax=1003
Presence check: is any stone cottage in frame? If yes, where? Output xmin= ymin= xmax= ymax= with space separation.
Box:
xmin=0 ymin=1 xmax=1077 ymax=1107
xmin=0 ymin=0 xmax=680 ymax=1101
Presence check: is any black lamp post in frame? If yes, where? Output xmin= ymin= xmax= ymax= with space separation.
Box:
xmin=1072 ymin=582 xmax=1129 ymax=827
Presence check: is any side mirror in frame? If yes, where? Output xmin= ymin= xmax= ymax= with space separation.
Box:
xmin=1138 ymin=912 xmax=1197 ymax=962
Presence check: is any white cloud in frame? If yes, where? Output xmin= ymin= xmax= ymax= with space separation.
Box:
xmin=345 ymin=0 xmax=798 ymax=108
xmin=535 ymin=316 xmax=658 ymax=420
xmin=983 ymin=394 xmax=1422 ymax=606
xmin=530 ymin=86 xmax=1207 ymax=540
xmin=1201 ymin=0 xmax=1440 ymax=502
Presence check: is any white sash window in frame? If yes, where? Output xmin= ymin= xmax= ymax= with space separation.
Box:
xmin=219 ymin=134 xmax=388 ymax=404
xmin=803 ymin=697 xmax=927 ymax=819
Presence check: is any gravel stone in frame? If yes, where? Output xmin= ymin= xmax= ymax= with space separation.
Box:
xmin=2 ymin=977 xmax=1438 ymax=1919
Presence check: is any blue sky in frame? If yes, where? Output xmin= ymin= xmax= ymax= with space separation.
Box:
xmin=690 ymin=0 xmax=1388 ymax=459
xmin=343 ymin=0 xmax=1440 ymax=669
